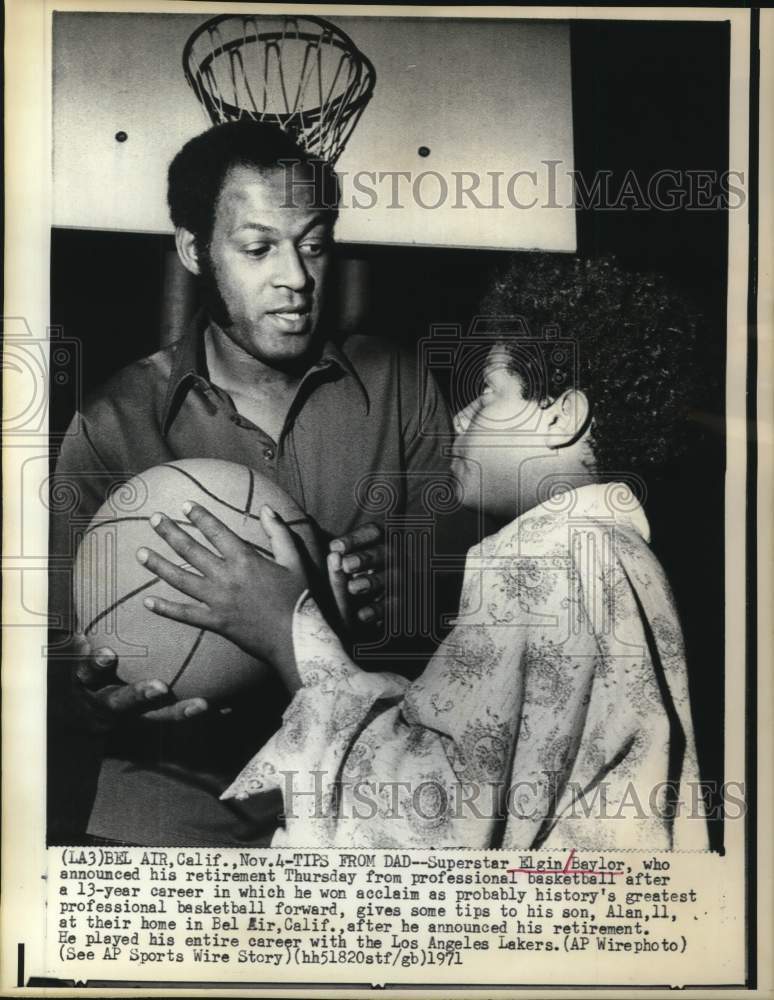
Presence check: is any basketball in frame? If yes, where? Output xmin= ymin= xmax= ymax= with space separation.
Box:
xmin=73 ymin=458 xmax=323 ymax=705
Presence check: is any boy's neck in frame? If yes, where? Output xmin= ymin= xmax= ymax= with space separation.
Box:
xmin=514 ymin=450 xmax=599 ymax=521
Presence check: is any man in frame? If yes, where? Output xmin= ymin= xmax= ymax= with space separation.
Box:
xmin=49 ymin=121 xmax=452 ymax=846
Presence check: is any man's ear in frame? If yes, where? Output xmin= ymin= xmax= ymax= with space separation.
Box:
xmin=545 ymin=389 xmax=591 ymax=448
xmin=175 ymin=227 xmax=202 ymax=277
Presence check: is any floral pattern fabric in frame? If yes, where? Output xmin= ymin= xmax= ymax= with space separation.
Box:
xmin=223 ymin=484 xmax=708 ymax=850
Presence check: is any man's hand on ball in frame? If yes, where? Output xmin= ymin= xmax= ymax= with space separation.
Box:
xmin=69 ymin=632 xmax=209 ymax=729
xmin=138 ymin=502 xmax=305 ymax=692
xmin=328 ymin=522 xmax=386 ymax=630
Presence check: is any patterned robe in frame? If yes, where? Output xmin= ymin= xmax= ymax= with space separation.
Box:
xmin=223 ymin=484 xmax=708 ymax=850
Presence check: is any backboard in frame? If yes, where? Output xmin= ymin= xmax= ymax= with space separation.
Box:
xmin=52 ymin=12 xmax=576 ymax=252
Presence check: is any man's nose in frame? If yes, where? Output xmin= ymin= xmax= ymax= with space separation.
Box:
xmin=272 ymin=243 xmax=309 ymax=291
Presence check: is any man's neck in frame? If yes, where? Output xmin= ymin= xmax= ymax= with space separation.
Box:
xmin=204 ymin=324 xmax=314 ymax=441
xmin=204 ymin=323 xmax=308 ymax=395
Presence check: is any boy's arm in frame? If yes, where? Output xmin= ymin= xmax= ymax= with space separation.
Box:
xmin=221 ymin=591 xmax=513 ymax=848
xmin=140 ymin=502 xmax=514 ymax=846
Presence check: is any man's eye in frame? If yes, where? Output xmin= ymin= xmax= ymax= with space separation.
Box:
xmin=244 ymin=245 xmax=270 ymax=258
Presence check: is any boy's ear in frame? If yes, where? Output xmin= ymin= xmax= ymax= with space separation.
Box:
xmin=175 ymin=227 xmax=201 ymax=277
xmin=545 ymin=389 xmax=591 ymax=449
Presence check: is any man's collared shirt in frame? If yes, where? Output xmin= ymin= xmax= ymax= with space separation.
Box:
xmin=50 ymin=318 xmax=453 ymax=846
xmin=53 ymin=318 xmax=450 ymax=585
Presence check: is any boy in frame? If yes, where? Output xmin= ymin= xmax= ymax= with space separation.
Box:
xmin=138 ymin=254 xmax=709 ymax=850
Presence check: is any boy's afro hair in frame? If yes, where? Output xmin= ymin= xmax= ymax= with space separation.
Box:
xmin=479 ymin=253 xmax=703 ymax=476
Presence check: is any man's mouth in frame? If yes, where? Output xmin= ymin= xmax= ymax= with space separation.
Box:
xmin=266 ymin=307 xmax=314 ymax=334
xmin=268 ymin=305 xmax=311 ymax=322
xmin=271 ymin=310 xmax=308 ymax=321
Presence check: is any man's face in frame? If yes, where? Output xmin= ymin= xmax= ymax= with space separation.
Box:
xmin=451 ymin=347 xmax=555 ymax=520
xmin=201 ymin=163 xmax=333 ymax=367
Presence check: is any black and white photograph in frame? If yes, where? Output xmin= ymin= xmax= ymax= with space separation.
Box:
xmin=2 ymin=1 xmax=770 ymax=993
xmin=46 ymin=6 xmax=729 ymax=851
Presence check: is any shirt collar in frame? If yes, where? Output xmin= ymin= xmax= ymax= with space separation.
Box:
xmin=512 ymin=482 xmax=651 ymax=543
xmin=161 ymin=315 xmax=370 ymax=435
xmin=306 ymin=339 xmax=370 ymax=414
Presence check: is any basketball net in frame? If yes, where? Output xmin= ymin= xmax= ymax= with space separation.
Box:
xmin=183 ymin=14 xmax=376 ymax=164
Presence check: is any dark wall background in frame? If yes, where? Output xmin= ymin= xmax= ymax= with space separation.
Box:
xmin=50 ymin=20 xmax=729 ymax=849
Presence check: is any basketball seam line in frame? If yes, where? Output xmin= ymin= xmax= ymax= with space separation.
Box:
xmin=83 ymin=576 xmax=158 ymax=636
xmin=81 ymin=464 xmax=311 ymax=639
xmin=81 ymin=561 xmax=222 ymax=635
xmin=245 ymin=467 xmax=256 ymax=514
xmin=157 ymin=463 xmax=310 ymax=527
xmin=168 ymin=629 xmax=206 ymax=692
xmin=81 ymin=516 xmax=192 ymax=538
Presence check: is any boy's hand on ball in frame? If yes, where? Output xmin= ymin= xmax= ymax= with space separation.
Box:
xmin=139 ymin=502 xmax=305 ymax=692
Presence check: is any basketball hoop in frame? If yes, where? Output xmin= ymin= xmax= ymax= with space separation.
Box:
xmin=183 ymin=14 xmax=376 ymax=164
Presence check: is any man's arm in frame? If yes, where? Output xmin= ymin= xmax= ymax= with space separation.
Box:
xmin=400 ymin=346 xmax=454 ymax=506
xmin=396 ymin=350 xmax=479 ymax=647
xmin=50 ymin=412 xmax=210 ymax=726
xmin=49 ymin=413 xmax=115 ymax=637
xmin=326 ymin=354 xmax=455 ymax=631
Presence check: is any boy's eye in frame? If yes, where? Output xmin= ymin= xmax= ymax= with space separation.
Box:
xmin=300 ymin=240 xmax=329 ymax=258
